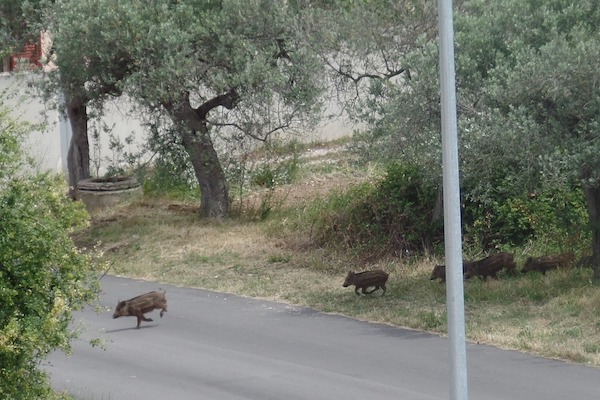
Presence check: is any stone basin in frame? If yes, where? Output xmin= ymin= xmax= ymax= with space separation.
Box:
xmin=76 ymin=176 xmax=142 ymax=212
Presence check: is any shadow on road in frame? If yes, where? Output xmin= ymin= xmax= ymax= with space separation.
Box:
xmin=104 ymin=324 xmax=159 ymax=333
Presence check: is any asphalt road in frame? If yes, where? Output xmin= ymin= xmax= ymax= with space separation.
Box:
xmin=46 ymin=276 xmax=600 ymax=399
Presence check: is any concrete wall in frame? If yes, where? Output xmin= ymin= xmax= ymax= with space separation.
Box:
xmin=1 ymin=73 xmax=145 ymax=175
xmin=1 ymin=73 xmax=64 ymax=172
xmin=1 ymin=72 xmax=356 ymax=175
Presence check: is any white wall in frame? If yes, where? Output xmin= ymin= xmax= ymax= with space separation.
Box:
xmin=1 ymin=73 xmax=146 ymax=175
xmin=1 ymin=73 xmax=63 ymax=172
xmin=1 ymin=72 xmax=356 ymax=175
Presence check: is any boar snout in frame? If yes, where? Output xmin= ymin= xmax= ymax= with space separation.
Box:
xmin=342 ymin=271 xmax=355 ymax=287
xmin=112 ymin=300 xmax=126 ymax=319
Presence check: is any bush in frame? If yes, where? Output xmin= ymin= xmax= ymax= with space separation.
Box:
xmin=463 ymin=187 xmax=589 ymax=252
xmin=312 ymin=163 xmax=442 ymax=260
xmin=249 ymin=142 xmax=302 ymax=189
xmin=141 ymin=156 xmax=199 ymax=201
xmin=0 ymin=106 xmax=100 ymax=399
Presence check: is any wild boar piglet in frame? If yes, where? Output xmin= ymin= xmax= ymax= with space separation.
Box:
xmin=463 ymin=253 xmax=516 ymax=281
xmin=113 ymin=290 xmax=168 ymax=329
xmin=522 ymin=253 xmax=575 ymax=275
xmin=343 ymin=270 xmax=389 ymax=296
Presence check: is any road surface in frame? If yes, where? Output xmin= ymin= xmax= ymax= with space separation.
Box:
xmin=46 ymin=276 xmax=600 ymax=399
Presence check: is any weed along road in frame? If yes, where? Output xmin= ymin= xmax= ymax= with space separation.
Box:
xmin=47 ymin=276 xmax=600 ymax=400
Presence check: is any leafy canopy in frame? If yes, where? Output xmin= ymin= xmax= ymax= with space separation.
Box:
xmin=351 ymin=0 xmax=599 ymax=250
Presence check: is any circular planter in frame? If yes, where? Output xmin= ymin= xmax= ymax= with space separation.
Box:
xmin=76 ymin=176 xmax=142 ymax=212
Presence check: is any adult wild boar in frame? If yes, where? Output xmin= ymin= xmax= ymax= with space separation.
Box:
xmin=522 ymin=253 xmax=575 ymax=275
xmin=113 ymin=290 xmax=168 ymax=329
xmin=463 ymin=252 xmax=517 ymax=281
xmin=343 ymin=270 xmax=389 ymax=296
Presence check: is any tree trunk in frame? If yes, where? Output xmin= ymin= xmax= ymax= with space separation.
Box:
xmin=180 ymin=125 xmax=229 ymax=218
xmin=583 ymin=185 xmax=600 ymax=280
xmin=166 ymin=99 xmax=229 ymax=218
xmin=65 ymin=98 xmax=90 ymax=198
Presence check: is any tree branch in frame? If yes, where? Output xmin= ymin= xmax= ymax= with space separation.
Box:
xmin=195 ymin=88 xmax=240 ymax=120
xmin=210 ymin=119 xmax=294 ymax=142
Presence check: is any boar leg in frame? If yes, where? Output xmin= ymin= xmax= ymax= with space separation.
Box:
xmin=160 ymin=308 xmax=167 ymax=318
xmin=354 ymin=287 xmax=361 ymax=295
xmin=380 ymin=285 xmax=386 ymax=296
xmin=135 ymin=314 xmax=153 ymax=328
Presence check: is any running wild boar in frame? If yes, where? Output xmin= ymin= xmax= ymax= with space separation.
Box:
xmin=463 ymin=252 xmax=517 ymax=281
xmin=522 ymin=253 xmax=575 ymax=275
xmin=343 ymin=270 xmax=389 ymax=296
xmin=113 ymin=290 xmax=168 ymax=329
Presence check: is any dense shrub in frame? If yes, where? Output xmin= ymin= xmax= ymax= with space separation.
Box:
xmin=463 ymin=187 xmax=589 ymax=253
xmin=0 ymin=106 xmax=100 ymax=399
xmin=141 ymin=156 xmax=199 ymax=201
xmin=313 ymin=163 xmax=442 ymax=260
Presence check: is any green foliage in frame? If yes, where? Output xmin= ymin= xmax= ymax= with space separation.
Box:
xmin=142 ymin=160 xmax=199 ymax=201
xmin=138 ymin=122 xmax=199 ymax=200
xmin=350 ymin=40 xmax=442 ymax=172
xmin=0 ymin=0 xmax=45 ymax=58
xmin=141 ymin=153 xmax=199 ymax=201
xmin=226 ymin=140 xmax=304 ymax=220
xmin=304 ymin=0 xmax=437 ymax=101
xmin=312 ymin=163 xmax=442 ymax=259
xmin=350 ymin=0 xmax=600 ymax=259
xmin=0 ymin=107 xmax=30 ymax=180
xmin=250 ymin=154 xmax=300 ymax=189
xmin=251 ymin=166 xmax=278 ymax=189
xmin=455 ymin=0 xmax=599 ymax=254
xmin=0 ymin=105 xmax=100 ymax=399
xmin=463 ymin=187 xmax=589 ymax=252
xmin=249 ymin=155 xmax=300 ymax=220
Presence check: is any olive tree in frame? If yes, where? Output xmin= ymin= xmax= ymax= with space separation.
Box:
xmin=0 ymin=101 xmax=100 ymax=398
xmin=0 ymin=0 xmax=132 ymax=195
xmin=41 ymin=0 xmax=325 ymax=218
xmin=448 ymin=0 xmax=600 ymax=273
xmin=487 ymin=25 xmax=600 ymax=274
xmin=352 ymin=0 xmax=600 ymax=273
xmin=302 ymin=0 xmax=438 ymax=113
xmin=33 ymin=0 xmax=137 ymax=196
